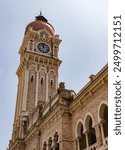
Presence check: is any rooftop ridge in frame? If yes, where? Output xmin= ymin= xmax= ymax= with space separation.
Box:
xmin=74 ymin=63 xmax=108 ymax=98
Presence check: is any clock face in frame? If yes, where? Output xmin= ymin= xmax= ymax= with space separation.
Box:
xmin=37 ymin=43 xmax=50 ymax=53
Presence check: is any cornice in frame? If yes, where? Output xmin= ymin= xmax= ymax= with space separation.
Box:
xmin=27 ymin=51 xmax=61 ymax=64
xmin=16 ymin=51 xmax=62 ymax=76
xmin=70 ymin=64 xmax=108 ymax=112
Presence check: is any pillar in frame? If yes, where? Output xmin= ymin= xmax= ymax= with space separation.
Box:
xmin=100 ymin=120 xmax=105 ymax=146
xmin=75 ymin=138 xmax=79 ymax=150
xmin=94 ymin=124 xmax=103 ymax=149
xmin=84 ymin=130 xmax=89 ymax=149
xmin=46 ymin=73 xmax=48 ymax=102
xmin=35 ymin=70 xmax=39 ymax=107
xmin=22 ymin=68 xmax=29 ymax=111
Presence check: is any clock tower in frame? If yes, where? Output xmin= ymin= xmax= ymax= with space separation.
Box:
xmin=11 ymin=12 xmax=61 ymax=142
xmin=9 ymin=12 xmax=108 ymax=150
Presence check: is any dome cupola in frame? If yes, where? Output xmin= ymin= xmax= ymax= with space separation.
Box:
xmin=25 ymin=12 xmax=55 ymax=35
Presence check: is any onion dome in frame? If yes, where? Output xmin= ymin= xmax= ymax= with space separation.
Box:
xmin=25 ymin=12 xmax=55 ymax=35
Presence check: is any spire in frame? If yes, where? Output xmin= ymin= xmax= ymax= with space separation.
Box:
xmin=40 ymin=9 xmax=42 ymax=16
xmin=35 ymin=11 xmax=48 ymax=22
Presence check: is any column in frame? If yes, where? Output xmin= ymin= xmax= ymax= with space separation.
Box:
xmin=84 ymin=130 xmax=89 ymax=149
xmin=22 ymin=68 xmax=29 ymax=111
xmin=46 ymin=73 xmax=48 ymax=102
xmin=76 ymin=136 xmax=81 ymax=150
xmin=94 ymin=124 xmax=103 ymax=148
xmin=35 ymin=71 xmax=39 ymax=107
xmin=15 ymin=79 xmax=21 ymax=120
xmin=100 ymin=120 xmax=105 ymax=146
xmin=55 ymin=77 xmax=58 ymax=93
xmin=75 ymin=138 xmax=79 ymax=150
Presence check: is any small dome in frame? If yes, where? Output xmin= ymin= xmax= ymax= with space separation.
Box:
xmin=25 ymin=13 xmax=55 ymax=35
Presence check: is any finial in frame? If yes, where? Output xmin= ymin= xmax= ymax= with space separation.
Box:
xmin=40 ymin=9 xmax=42 ymax=16
xmin=35 ymin=11 xmax=48 ymax=22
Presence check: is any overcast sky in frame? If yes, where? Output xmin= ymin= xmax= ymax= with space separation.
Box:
xmin=0 ymin=0 xmax=107 ymax=149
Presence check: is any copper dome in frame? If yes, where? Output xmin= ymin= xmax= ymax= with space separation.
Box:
xmin=25 ymin=13 xmax=55 ymax=35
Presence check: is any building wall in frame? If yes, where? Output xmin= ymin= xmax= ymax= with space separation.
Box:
xmin=9 ymin=14 xmax=108 ymax=150
xmin=71 ymin=84 xmax=108 ymax=150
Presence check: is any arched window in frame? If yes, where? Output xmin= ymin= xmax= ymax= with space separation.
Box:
xmin=50 ymin=79 xmax=53 ymax=87
xmin=103 ymin=106 xmax=108 ymax=137
xmin=53 ymin=132 xmax=59 ymax=150
xmin=77 ymin=122 xmax=86 ymax=150
xmin=48 ymin=137 xmax=52 ymax=150
xmin=41 ymin=77 xmax=44 ymax=84
xmin=88 ymin=117 xmax=96 ymax=146
xmin=43 ymin=141 xmax=47 ymax=150
xmin=99 ymin=104 xmax=108 ymax=138
xmin=85 ymin=115 xmax=96 ymax=146
xmin=31 ymin=75 xmax=33 ymax=82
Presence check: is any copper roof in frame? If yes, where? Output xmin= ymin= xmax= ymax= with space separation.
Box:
xmin=25 ymin=13 xmax=55 ymax=35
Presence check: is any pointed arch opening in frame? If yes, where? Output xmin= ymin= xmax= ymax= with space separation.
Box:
xmin=27 ymin=66 xmax=37 ymax=112
xmin=77 ymin=122 xmax=86 ymax=150
xmin=48 ymin=137 xmax=52 ymax=149
xmin=53 ymin=132 xmax=59 ymax=150
xmin=43 ymin=141 xmax=47 ymax=150
xmin=38 ymin=68 xmax=46 ymax=102
xmin=41 ymin=77 xmax=44 ymax=84
xmin=31 ymin=75 xmax=34 ymax=82
xmin=99 ymin=104 xmax=108 ymax=138
xmin=50 ymin=79 xmax=53 ymax=87
xmin=85 ymin=115 xmax=96 ymax=146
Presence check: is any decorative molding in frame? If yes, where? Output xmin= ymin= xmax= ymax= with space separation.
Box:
xmin=70 ymin=65 xmax=108 ymax=113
